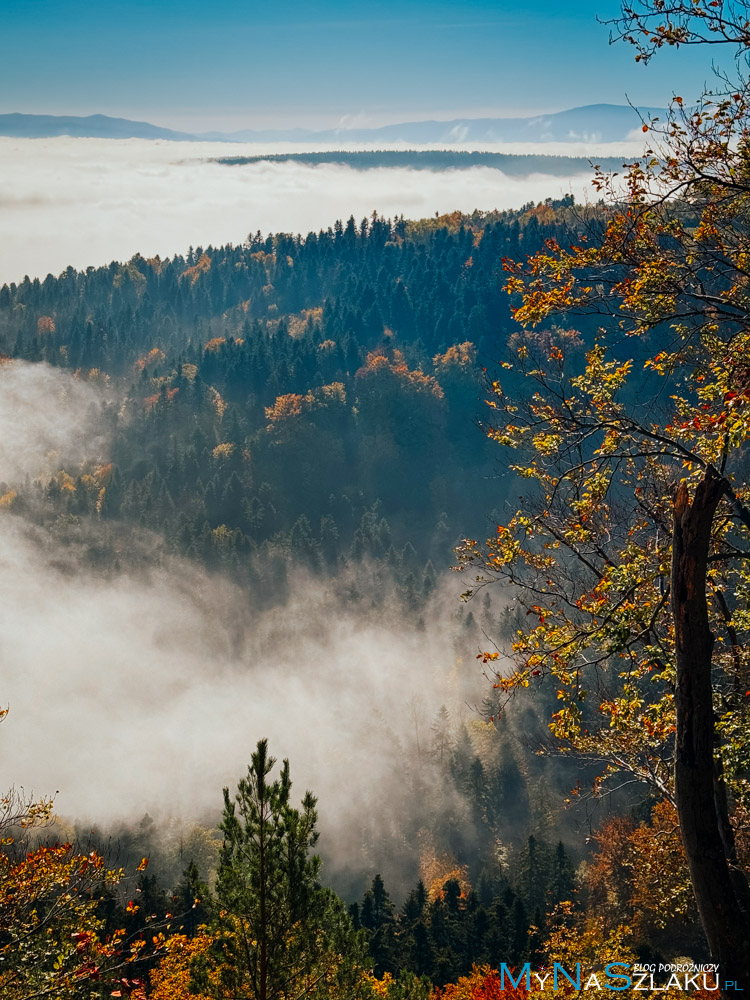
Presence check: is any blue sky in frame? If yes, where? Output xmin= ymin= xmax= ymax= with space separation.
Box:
xmin=2 ymin=0 xmax=717 ymax=130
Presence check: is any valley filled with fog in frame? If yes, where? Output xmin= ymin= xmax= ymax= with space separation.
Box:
xmin=0 ymin=135 xmax=643 ymax=284
xmin=1 ymin=0 xmax=746 ymax=982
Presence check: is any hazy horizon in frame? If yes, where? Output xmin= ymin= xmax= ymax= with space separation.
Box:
xmin=0 ymin=100 xmax=663 ymax=134
xmin=1 ymin=0 xmax=716 ymax=133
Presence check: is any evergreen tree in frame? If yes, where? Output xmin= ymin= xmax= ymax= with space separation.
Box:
xmin=548 ymin=841 xmax=576 ymax=907
xmin=430 ymin=706 xmax=453 ymax=766
xmin=172 ymin=861 xmax=211 ymax=938
xmin=516 ymin=835 xmax=552 ymax=916
xmin=206 ymin=739 xmax=363 ymax=1000
xmin=360 ymin=874 xmax=397 ymax=976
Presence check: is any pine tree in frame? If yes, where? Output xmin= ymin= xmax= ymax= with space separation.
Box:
xmin=516 ymin=835 xmax=551 ymax=916
xmin=207 ymin=739 xmax=363 ymax=1000
xmin=172 ymin=861 xmax=210 ymax=938
xmin=548 ymin=841 xmax=575 ymax=907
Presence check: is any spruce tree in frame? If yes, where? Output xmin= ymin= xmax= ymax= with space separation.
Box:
xmin=360 ymin=874 xmax=397 ymax=976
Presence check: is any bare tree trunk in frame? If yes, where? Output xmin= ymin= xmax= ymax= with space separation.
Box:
xmin=672 ymin=473 xmax=750 ymax=993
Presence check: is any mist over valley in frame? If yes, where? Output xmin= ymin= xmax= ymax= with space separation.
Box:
xmin=0 ymin=201 xmax=602 ymax=913
xmin=0 ymin=0 xmax=735 ymax=975
xmin=0 ymin=135 xmax=642 ymax=285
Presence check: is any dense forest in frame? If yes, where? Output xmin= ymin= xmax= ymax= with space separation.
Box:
xmin=0 ymin=199 xmax=592 ymax=591
xmin=0 ymin=188 xmax=722 ymax=999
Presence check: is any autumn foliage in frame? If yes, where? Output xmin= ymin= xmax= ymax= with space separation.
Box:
xmin=149 ymin=932 xmax=216 ymax=1000
xmin=433 ymin=967 xmax=527 ymax=1000
xmin=356 ymin=350 xmax=444 ymax=402
xmin=0 ymin=841 xmax=133 ymax=999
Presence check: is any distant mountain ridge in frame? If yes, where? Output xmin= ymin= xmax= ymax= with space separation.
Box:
xmin=0 ymin=112 xmax=195 ymax=141
xmin=0 ymin=105 xmax=663 ymax=144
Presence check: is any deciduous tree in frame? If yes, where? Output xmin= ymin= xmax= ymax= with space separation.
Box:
xmin=457 ymin=0 xmax=750 ymax=986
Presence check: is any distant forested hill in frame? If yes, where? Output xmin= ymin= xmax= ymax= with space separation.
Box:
xmin=216 ymin=150 xmax=624 ymax=175
xmin=0 ymin=200 xmax=594 ymax=596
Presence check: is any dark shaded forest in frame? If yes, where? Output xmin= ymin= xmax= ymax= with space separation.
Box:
xmin=0 ymin=200 xmax=599 ymax=590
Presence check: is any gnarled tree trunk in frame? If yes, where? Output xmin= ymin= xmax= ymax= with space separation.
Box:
xmin=672 ymin=472 xmax=750 ymax=993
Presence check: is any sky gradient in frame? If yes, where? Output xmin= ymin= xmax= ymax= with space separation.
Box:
xmin=2 ymin=0 xmax=718 ymax=130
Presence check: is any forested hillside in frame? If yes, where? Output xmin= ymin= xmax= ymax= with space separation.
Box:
xmin=3 ymin=154 xmax=746 ymax=1000
xmin=0 ymin=200 xmax=585 ymax=591
xmin=0 ymin=191 xmax=719 ymax=998
xmin=215 ymin=151 xmax=624 ymax=174
xmin=6 ymin=0 xmax=750 ymax=989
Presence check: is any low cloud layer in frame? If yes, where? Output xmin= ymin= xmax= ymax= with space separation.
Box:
xmin=0 ymin=363 xmax=486 ymax=887
xmin=1 ymin=514 xmax=474 ymax=823
xmin=0 ymin=136 xmax=642 ymax=285
xmin=0 ymin=361 xmax=108 ymax=485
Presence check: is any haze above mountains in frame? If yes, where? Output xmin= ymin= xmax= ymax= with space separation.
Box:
xmin=0 ymin=103 xmax=661 ymax=144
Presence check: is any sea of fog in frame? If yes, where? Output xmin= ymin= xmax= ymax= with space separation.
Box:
xmin=0 ymin=136 xmax=644 ymax=285
xmin=0 ymin=137 xmax=641 ymax=881
xmin=0 ymin=360 xmax=486 ymax=890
